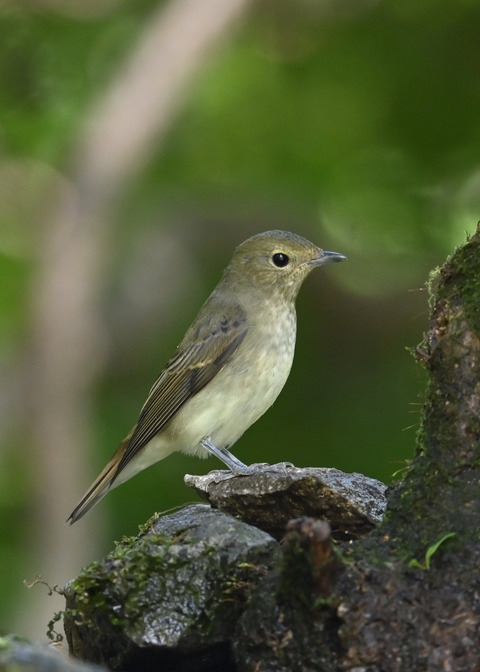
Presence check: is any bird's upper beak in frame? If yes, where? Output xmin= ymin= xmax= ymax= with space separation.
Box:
xmin=308 ymin=250 xmax=347 ymax=267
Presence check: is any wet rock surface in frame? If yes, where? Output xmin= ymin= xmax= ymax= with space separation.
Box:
xmin=64 ymin=504 xmax=279 ymax=671
xmin=185 ymin=464 xmax=387 ymax=540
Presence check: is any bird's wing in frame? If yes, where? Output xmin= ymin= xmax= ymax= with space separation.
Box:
xmin=114 ymin=305 xmax=248 ymax=479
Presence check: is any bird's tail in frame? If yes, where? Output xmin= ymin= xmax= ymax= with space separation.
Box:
xmin=67 ymin=437 xmax=130 ymax=525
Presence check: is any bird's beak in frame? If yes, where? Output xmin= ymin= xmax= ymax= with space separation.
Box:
xmin=308 ymin=250 xmax=347 ymax=267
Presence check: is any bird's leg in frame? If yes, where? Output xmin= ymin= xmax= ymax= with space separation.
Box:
xmin=200 ymin=436 xmax=256 ymax=475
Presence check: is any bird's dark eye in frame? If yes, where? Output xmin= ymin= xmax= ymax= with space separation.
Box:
xmin=272 ymin=252 xmax=290 ymax=268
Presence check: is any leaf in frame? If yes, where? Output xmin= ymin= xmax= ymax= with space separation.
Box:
xmin=424 ymin=532 xmax=456 ymax=570
xmin=408 ymin=532 xmax=457 ymax=570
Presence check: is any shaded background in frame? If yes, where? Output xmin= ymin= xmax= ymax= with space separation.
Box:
xmin=1 ymin=0 xmax=479 ymax=641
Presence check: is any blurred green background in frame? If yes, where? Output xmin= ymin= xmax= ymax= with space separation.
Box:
xmin=1 ymin=0 xmax=479 ymax=642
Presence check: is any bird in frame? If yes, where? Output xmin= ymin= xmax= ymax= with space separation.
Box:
xmin=67 ymin=230 xmax=346 ymax=523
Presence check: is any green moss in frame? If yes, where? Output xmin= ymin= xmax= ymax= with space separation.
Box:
xmin=221 ymin=561 xmax=266 ymax=601
xmin=65 ymin=520 xmax=270 ymax=647
xmin=434 ymin=234 xmax=480 ymax=335
xmin=425 ymin=265 xmax=442 ymax=312
xmin=64 ymin=531 xmax=186 ymax=636
xmin=136 ymin=511 xmax=162 ymax=536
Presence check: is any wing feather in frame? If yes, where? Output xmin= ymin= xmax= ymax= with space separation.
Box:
xmin=114 ymin=303 xmax=248 ymax=479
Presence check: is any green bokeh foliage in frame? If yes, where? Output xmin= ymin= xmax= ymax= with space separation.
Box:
xmin=1 ymin=0 xmax=479 ymax=636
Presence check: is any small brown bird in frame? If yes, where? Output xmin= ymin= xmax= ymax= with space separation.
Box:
xmin=68 ymin=230 xmax=346 ymax=523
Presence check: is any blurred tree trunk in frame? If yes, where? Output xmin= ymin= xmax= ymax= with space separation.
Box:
xmin=23 ymin=0 xmax=253 ymax=641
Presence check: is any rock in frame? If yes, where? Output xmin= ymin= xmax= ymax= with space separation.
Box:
xmin=185 ymin=465 xmax=387 ymax=540
xmin=64 ymin=504 xmax=279 ymax=671
xmin=64 ymin=470 xmax=387 ymax=670
xmin=0 ymin=635 xmax=106 ymax=672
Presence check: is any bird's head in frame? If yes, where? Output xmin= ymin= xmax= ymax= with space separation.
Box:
xmin=223 ymin=230 xmax=346 ymax=301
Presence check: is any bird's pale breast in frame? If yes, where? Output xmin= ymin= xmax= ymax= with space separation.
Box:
xmin=172 ymin=303 xmax=297 ymax=455
xmin=114 ymin=303 xmax=297 ymax=484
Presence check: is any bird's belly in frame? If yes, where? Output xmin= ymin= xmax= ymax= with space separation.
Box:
xmin=119 ymin=312 xmax=297 ymax=480
xmin=172 ymin=323 xmax=296 ymax=456
xmin=114 ymin=368 xmax=286 ymax=485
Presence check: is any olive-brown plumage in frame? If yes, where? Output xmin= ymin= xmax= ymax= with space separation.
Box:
xmin=68 ymin=230 xmax=346 ymax=523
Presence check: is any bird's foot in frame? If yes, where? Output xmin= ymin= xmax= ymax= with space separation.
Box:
xmin=248 ymin=461 xmax=295 ymax=475
xmin=200 ymin=437 xmax=295 ymax=477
